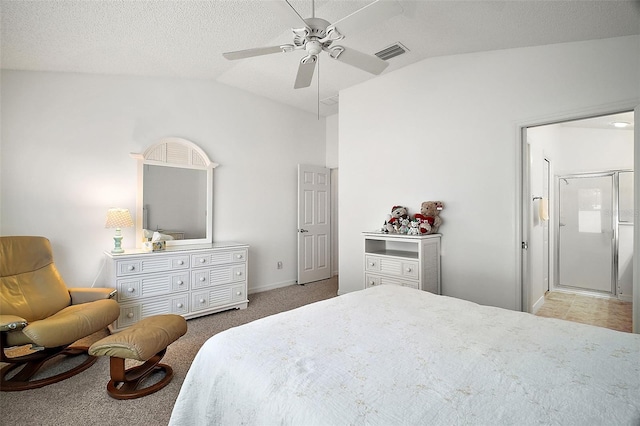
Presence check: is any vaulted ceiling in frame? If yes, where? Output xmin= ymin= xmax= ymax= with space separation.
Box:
xmin=2 ymin=0 xmax=639 ymax=116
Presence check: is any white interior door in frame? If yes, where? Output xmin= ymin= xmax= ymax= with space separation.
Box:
xmin=297 ymin=164 xmax=331 ymax=284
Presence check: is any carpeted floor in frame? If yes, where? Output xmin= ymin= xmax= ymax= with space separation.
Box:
xmin=0 ymin=277 xmax=338 ymax=426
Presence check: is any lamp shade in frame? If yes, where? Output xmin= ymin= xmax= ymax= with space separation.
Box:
xmin=105 ymin=208 xmax=134 ymax=229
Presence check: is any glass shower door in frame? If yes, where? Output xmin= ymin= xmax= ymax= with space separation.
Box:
xmin=557 ymin=174 xmax=614 ymax=294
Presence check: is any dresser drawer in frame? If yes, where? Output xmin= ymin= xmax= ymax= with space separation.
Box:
xmin=116 ymin=271 xmax=190 ymax=301
xmin=365 ymin=256 xmax=381 ymax=272
xmin=191 ymin=249 xmax=248 ymax=268
xmin=191 ymin=284 xmax=243 ymax=312
xmin=191 ymin=264 xmax=247 ymax=290
xmin=365 ymin=274 xmax=381 ymax=288
xmin=365 ymin=273 xmax=418 ymax=289
xmin=115 ymin=254 xmax=190 ymax=277
xmin=116 ymin=295 xmax=189 ymax=329
xmin=117 ymin=305 xmax=140 ymax=329
xmin=366 ymin=255 xmax=418 ymax=279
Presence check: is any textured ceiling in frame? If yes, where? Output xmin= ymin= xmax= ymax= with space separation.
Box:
xmin=2 ymin=0 xmax=639 ymax=116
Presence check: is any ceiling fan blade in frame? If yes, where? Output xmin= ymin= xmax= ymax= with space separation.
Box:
xmin=223 ymin=45 xmax=294 ymax=60
xmin=329 ymin=47 xmax=388 ymax=75
xmin=330 ymin=0 xmax=403 ymax=36
xmin=294 ymin=55 xmax=317 ymax=89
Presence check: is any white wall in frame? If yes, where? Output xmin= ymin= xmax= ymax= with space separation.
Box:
xmin=339 ymin=35 xmax=640 ymax=310
xmin=0 ymin=70 xmax=326 ymax=293
xmin=554 ymin=127 xmax=634 ymax=174
xmin=326 ymin=114 xmax=339 ymax=169
xmin=326 ymin=114 xmax=340 ymax=277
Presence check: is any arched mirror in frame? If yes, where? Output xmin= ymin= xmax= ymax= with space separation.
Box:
xmin=132 ymin=137 xmax=218 ymax=247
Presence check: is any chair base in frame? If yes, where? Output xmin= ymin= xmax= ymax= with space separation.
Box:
xmin=106 ymin=348 xmax=173 ymax=400
xmin=0 ymin=346 xmax=97 ymax=392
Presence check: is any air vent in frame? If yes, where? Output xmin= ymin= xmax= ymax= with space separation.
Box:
xmin=375 ymin=42 xmax=409 ymax=61
xmin=320 ymin=95 xmax=339 ymax=106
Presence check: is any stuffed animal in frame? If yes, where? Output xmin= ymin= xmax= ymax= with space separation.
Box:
xmin=420 ymin=201 xmax=444 ymax=233
xmin=407 ymin=220 xmax=421 ymax=235
xmin=399 ymin=218 xmax=410 ymax=234
xmin=381 ymin=214 xmax=394 ymax=233
xmin=412 ymin=214 xmax=432 ymax=234
xmin=381 ymin=205 xmax=409 ymax=233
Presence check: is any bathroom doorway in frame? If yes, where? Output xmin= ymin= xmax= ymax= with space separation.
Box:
xmin=523 ymin=110 xmax=635 ymax=330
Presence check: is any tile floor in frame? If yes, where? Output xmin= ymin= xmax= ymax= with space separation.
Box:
xmin=535 ymin=291 xmax=633 ymax=333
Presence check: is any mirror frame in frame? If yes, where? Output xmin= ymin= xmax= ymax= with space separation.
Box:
xmin=131 ymin=137 xmax=218 ymax=247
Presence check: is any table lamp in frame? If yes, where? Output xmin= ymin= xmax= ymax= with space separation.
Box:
xmin=105 ymin=208 xmax=134 ymax=253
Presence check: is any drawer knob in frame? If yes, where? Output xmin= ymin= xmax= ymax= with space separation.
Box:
xmin=127 ymin=312 xmax=134 ymax=318
xmin=200 ymin=277 xmax=206 ymax=282
xmin=236 ymin=271 xmax=242 ymax=276
xmin=127 ymin=287 xmax=135 ymax=293
xmin=177 ymin=280 xmax=183 ymax=285
xmin=199 ymin=298 xmax=206 ymax=304
xmin=406 ymin=267 xmax=412 ymax=272
xmin=236 ymin=291 xmax=242 ymax=296
xmin=177 ymin=303 xmax=183 ymax=308
xmin=127 ymin=265 xmax=135 ymax=271
xmin=178 ymin=260 xmax=184 ymax=265
xmin=369 ymin=281 xmax=376 ymax=286
xmin=369 ymin=262 xmax=375 ymax=266
xmin=236 ymin=254 xmax=243 ymax=259
xmin=199 ymin=258 xmax=206 ymax=263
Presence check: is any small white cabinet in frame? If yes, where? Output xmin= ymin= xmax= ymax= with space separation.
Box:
xmin=104 ymin=242 xmax=248 ymax=331
xmin=363 ymin=232 xmax=441 ymax=294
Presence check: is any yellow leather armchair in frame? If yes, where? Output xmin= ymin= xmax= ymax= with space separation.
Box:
xmin=0 ymin=236 xmax=120 ymax=391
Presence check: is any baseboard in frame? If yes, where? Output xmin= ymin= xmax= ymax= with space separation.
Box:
xmin=618 ymin=294 xmax=633 ymax=303
xmin=532 ymin=295 xmax=545 ymax=314
xmin=249 ymin=279 xmax=297 ymax=295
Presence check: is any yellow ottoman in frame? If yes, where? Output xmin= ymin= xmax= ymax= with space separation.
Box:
xmin=89 ymin=314 xmax=187 ymax=399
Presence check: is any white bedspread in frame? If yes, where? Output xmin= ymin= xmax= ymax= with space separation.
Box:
xmin=169 ymin=285 xmax=640 ymax=425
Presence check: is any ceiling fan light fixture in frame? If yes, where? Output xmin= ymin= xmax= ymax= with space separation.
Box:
xmin=306 ymin=40 xmax=323 ymax=55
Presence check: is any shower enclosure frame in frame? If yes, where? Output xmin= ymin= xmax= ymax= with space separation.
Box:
xmin=554 ymin=170 xmax=632 ymax=297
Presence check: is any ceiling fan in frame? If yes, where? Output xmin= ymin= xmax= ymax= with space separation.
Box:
xmin=222 ymin=0 xmax=404 ymax=90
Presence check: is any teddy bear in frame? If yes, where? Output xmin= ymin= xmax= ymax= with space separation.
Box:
xmin=381 ymin=205 xmax=409 ymax=233
xmin=419 ymin=201 xmax=444 ymax=233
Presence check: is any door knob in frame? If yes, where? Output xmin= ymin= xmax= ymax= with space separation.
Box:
xmin=299 ymin=229 xmax=309 ymax=233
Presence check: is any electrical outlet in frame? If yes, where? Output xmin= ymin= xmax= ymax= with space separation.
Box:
xmin=277 ymin=261 xmax=283 ymax=269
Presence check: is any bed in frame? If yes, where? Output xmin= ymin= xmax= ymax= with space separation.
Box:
xmin=169 ymin=285 xmax=640 ymax=425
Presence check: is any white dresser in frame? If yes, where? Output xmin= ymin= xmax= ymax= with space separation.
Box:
xmin=363 ymin=232 xmax=441 ymax=294
xmin=104 ymin=242 xmax=249 ymax=331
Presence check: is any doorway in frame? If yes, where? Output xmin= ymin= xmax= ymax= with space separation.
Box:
xmin=521 ymin=110 xmax=635 ymax=330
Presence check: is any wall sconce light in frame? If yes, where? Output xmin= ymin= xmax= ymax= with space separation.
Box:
xmin=105 ymin=208 xmax=134 ymax=254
